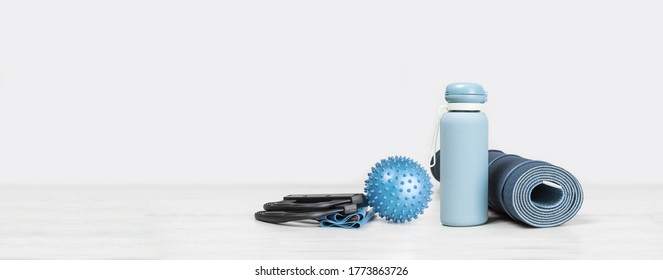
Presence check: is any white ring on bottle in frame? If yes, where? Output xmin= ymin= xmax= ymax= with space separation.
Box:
xmin=446 ymin=103 xmax=484 ymax=111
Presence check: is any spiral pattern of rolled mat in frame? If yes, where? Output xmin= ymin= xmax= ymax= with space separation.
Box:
xmin=488 ymin=150 xmax=584 ymax=227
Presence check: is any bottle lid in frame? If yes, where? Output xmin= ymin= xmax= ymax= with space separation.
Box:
xmin=445 ymin=82 xmax=487 ymax=103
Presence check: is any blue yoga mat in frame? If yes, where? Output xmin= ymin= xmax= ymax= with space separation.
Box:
xmin=488 ymin=150 xmax=583 ymax=227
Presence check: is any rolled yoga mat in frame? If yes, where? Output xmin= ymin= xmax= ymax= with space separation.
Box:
xmin=488 ymin=150 xmax=583 ymax=227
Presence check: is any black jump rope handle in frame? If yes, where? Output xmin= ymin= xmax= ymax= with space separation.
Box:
xmin=264 ymin=199 xmax=352 ymax=211
xmin=255 ymin=209 xmax=342 ymax=224
xmin=255 ymin=203 xmax=358 ymax=224
xmin=282 ymin=193 xmax=365 ymax=204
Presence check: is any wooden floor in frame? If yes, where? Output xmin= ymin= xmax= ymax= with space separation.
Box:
xmin=0 ymin=184 xmax=660 ymax=259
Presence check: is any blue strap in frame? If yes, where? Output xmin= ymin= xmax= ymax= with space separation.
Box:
xmin=320 ymin=207 xmax=374 ymax=229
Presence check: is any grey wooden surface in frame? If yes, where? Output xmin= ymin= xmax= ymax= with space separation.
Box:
xmin=0 ymin=184 xmax=660 ymax=259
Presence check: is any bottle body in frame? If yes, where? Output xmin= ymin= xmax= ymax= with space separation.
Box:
xmin=440 ymin=110 xmax=488 ymax=226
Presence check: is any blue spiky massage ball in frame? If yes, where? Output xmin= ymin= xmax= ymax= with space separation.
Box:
xmin=364 ymin=156 xmax=434 ymax=223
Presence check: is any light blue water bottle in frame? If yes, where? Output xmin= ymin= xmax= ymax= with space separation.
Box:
xmin=440 ymin=82 xmax=488 ymax=226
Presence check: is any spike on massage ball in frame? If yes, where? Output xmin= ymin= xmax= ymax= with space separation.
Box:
xmin=364 ymin=156 xmax=434 ymax=223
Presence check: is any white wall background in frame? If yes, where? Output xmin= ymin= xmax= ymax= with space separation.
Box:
xmin=0 ymin=0 xmax=661 ymax=185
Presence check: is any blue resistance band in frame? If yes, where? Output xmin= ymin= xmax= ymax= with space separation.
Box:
xmin=488 ymin=150 xmax=584 ymax=227
xmin=320 ymin=207 xmax=374 ymax=229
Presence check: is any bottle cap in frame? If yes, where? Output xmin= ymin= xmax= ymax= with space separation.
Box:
xmin=445 ymin=82 xmax=487 ymax=103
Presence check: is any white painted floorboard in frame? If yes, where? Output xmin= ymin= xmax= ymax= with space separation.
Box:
xmin=0 ymin=185 xmax=660 ymax=259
